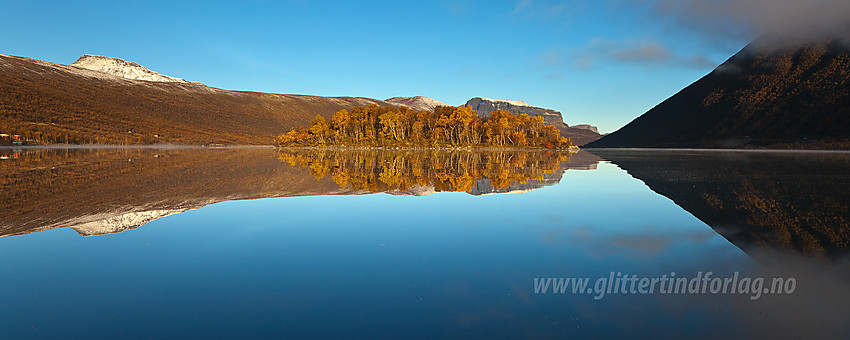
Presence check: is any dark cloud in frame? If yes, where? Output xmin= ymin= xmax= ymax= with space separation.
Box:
xmin=634 ymin=0 xmax=850 ymax=41
xmin=569 ymin=38 xmax=716 ymax=69
xmin=609 ymin=41 xmax=672 ymax=63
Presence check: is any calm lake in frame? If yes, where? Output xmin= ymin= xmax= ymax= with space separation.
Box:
xmin=1 ymin=147 xmax=848 ymax=339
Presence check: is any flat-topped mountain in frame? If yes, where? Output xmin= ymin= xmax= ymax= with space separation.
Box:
xmin=587 ymin=32 xmax=850 ymax=149
xmin=466 ymin=97 xmax=563 ymax=125
xmin=465 ymin=97 xmax=602 ymax=145
xmin=385 ymin=96 xmax=449 ymax=112
xmin=70 ymin=54 xmax=191 ymax=83
xmin=571 ymin=124 xmax=599 ymax=134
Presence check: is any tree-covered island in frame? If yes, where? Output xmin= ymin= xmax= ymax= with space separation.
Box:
xmin=277 ymin=104 xmax=576 ymax=149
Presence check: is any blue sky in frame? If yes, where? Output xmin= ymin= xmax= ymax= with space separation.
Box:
xmin=0 ymin=0 xmax=761 ymax=133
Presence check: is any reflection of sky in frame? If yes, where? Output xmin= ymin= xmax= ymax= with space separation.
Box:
xmin=0 ymin=162 xmax=845 ymax=338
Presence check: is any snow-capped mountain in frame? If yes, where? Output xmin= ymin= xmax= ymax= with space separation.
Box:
xmin=385 ymin=96 xmax=450 ymax=112
xmin=70 ymin=54 xmax=190 ymax=83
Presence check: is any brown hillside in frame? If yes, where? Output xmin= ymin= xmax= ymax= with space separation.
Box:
xmin=0 ymin=54 xmax=386 ymax=145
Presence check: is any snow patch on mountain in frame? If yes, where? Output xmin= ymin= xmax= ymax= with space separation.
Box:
xmin=70 ymin=54 xmax=189 ymax=83
xmin=386 ymin=96 xmax=450 ymax=111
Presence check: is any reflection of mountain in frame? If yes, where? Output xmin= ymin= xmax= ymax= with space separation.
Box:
xmin=0 ymin=148 xmax=601 ymax=238
xmin=277 ymin=149 xmax=600 ymax=195
xmin=591 ymin=150 xmax=850 ymax=260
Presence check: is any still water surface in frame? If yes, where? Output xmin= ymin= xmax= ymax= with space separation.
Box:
xmin=0 ymin=147 xmax=847 ymax=338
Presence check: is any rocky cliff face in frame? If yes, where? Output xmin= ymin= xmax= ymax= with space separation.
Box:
xmin=386 ymin=96 xmax=449 ymax=112
xmin=464 ymin=97 xmax=602 ymax=145
xmin=571 ymin=124 xmax=599 ymax=134
xmin=70 ymin=54 xmax=190 ymax=83
xmin=465 ymin=97 xmax=564 ymax=126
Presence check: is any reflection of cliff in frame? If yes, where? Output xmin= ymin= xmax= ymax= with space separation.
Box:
xmin=277 ymin=149 xmax=600 ymax=195
xmin=0 ymin=148 xmax=601 ymax=238
xmin=592 ymin=150 xmax=850 ymax=260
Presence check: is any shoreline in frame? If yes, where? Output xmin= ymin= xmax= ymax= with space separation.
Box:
xmin=276 ymin=146 xmax=581 ymax=152
xmin=1 ymin=144 xmax=581 ymax=152
xmin=6 ymin=145 xmax=850 ymax=153
xmin=585 ymin=147 xmax=850 ymax=154
xmin=0 ymin=144 xmax=276 ymax=149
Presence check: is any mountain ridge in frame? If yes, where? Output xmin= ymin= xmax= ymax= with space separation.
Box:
xmin=0 ymin=53 xmax=604 ymax=146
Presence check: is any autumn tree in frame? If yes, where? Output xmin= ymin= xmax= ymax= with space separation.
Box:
xmin=277 ymin=105 xmax=576 ymax=149
xmin=309 ymin=114 xmax=331 ymax=145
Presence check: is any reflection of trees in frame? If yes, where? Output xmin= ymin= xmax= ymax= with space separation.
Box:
xmin=278 ymin=149 xmax=573 ymax=193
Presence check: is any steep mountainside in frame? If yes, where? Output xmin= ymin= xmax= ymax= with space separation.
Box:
xmin=0 ymin=54 xmax=386 ymax=145
xmin=587 ymin=34 xmax=850 ymax=149
xmin=464 ymin=97 xmax=602 ymax=145
xmin=385 ymin=96 xmax=449 ymax=112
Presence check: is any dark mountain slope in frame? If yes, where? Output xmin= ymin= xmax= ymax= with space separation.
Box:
xmin=587 ymin=34 xmax=850 ymax=149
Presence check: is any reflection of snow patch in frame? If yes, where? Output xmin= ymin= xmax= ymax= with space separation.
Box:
xmin=475 ymin=188 xmax=534 ymax=196
xmin=69 ymin=209 xmax=186 ymax=236
xmin=391 ymin=184 xmax=437 ymax=196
